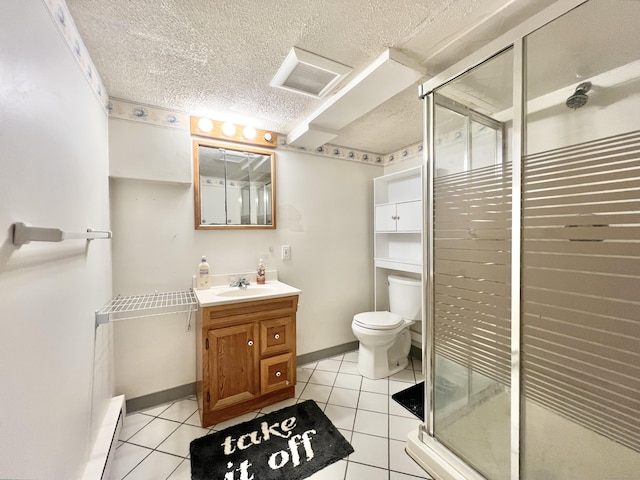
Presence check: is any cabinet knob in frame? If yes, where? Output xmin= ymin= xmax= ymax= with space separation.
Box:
xmin=247 ymin=340 xmax=254 ymax=346
xmin=274 ymin=333 xmax=280 ymax=340
xmin=275 ymin=371 xmax=282 ymax=377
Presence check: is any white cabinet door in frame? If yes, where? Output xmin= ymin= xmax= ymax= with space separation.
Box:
xmin=396 ymin=201 xmax=422 ymax=232
xmin=375 ymin=204 xmax=397 ymax=232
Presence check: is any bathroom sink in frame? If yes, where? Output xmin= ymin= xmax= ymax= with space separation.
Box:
xmin=216 ymin=287 xmax=278 ymax=297
xmin=194 ymin=280 xmax=301 ymax=307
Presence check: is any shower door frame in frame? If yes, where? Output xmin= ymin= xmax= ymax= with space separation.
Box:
xmin=413 ymin=1 xmax=589 ymax=479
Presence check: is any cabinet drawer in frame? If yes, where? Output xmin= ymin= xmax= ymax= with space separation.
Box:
xmin=260 ymin=316 xmax=293 ymax=356
xmin=260 ymin=353 xmax=294 ymax=395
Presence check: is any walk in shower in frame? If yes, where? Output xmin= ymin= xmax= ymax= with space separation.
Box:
xmin=408 ymin=1 xmax=640 ymax=479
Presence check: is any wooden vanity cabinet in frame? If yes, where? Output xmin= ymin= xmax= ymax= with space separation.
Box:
xmin=196 ymin=295 xmax=298 ymax=427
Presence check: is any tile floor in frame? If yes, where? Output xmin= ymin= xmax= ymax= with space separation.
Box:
xmin=112 ymin=350 xmax=433 ymax=480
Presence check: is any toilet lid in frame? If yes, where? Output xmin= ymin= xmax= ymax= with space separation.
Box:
xmin=354 ymin=311 xmax=404 ymax=330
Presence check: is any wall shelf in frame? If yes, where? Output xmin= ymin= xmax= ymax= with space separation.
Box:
xmin=96 ymin=289 xmax=198 ymax=325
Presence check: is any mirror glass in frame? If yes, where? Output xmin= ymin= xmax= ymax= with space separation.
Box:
xmin=193 ymin=140 xmax=276 ymax=229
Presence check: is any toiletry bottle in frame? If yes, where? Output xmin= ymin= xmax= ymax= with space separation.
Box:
xmin=196 ymin=256 xmax=211 ymax=289
xmin=256 ymin=258 xmax=266 ymax=284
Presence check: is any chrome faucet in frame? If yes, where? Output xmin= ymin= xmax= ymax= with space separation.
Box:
xmin=230 ymin=277 xmax=250 ymax=289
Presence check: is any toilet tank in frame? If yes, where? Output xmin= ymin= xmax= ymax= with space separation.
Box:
xmin=388 ymin=275 xmax=422 ymax=320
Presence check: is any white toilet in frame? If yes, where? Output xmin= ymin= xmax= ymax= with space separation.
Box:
xmin=352 ymin=275 xmax=422 ymax=379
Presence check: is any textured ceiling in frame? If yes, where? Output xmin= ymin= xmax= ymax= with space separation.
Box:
xmin=66 ymin=0 xmax=559 ymax=154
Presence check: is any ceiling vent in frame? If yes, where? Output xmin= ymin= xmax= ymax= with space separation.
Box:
xmin=271 ymin=47 xmax=351 ymax=98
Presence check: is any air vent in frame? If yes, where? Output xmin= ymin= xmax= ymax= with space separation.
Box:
xmin=271 ymin=47 xmax=351 ymax=98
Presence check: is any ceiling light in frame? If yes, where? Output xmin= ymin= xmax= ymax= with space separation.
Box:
xmin=197 ymin=117 xmax=214 ymax=133
xmin=222 ymin=122 xmax=236 ymax=137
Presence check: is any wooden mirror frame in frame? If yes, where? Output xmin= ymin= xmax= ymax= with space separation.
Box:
xmin=193 ymin=139 xmax=276 ymax=230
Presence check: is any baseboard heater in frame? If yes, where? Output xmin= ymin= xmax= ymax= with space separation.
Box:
xmin=82 ymin=395 xmax=126 ymax=480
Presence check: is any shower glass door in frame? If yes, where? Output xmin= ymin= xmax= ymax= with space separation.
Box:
xmin=431 ymin=48 xmax=513 ymax=480
xmin=521 ymin=2 xmax=640 ymax=478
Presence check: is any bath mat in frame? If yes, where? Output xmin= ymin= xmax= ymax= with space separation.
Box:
xmin=392 ymin=381 xmax=424 ymax=420
xmin=190 ymin=400 xmax=353 ymax=480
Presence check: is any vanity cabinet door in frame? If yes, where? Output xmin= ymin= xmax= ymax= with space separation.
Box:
xmin=260 ymin=316 xmax=293 ymax=356
xmin=260 ymin=352 xmax=293 ymax=395
xmin=205 ymin=323 xmax=259 ymax=412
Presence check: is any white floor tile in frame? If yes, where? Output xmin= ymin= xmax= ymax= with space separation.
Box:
xmin=307 ymin=459 xmax=348 ymax=479
xmin=339 ymin=361 xmax=360 ymax=375
xmin=259 ymin=397 xmax=297 ymax=414
xmin=110 ymin=442 xmax=152 ymax=480
xmin=389 ymin=415 xmax=422 ymax=441
xmin=300 ymin=360 xmax=318 ymax=369
xmin=309 ymin=369 xmax=338 ymax=386
xmin=323 ymin=404 xmax=357 ymax=430
xmin=328 ymin=387 xmax=360 ymax=408
xmin=157 ymin=423 xmax=210 ymax=457
xmin=390 ymin=368 xmax=416 ymax=383
xmin=334 ymin=372 xmax=363 ymax=390
xmin=330 ymin=354 xmax=345 ymax=361
xmin=127 ymin=417 xmax=181 ymax=449
xmin=184 ymin=411 xmax=203 ymax=427
xmin=295 ymin=381 xmax=307 ymax=398
xmin=167 ymin=459 xmax=192 ymax=480
xmin=123 ymin=450 xmax=183 ymax=480
xmin=390 ymin=471 xmax=432 ymax=480
xmin=354 ymin=409 xmax=389 ymax=437
xmin=297 ymin=367 xmax=314 ymax=382
xmin=119 ymin=413 xmax=153 ymax=441
xmin=358 ymin=391 xmax=389 ymax=414
xmin=390 ymin=380 xmax=414 ymax=396
xmin=211 ymin=411 xmax=258 ymax=431
xmin=300 ymin=383 xmax=332 ymax=403
xmin=389 ymin=439 xmax=430 ymax=478
xmin=346 ymin=461 xmax=390 ymax=480
xmin=158 ymin=398 xmax=198 ymax=423
xmin=140 ymin=403 xmax=171 ymax=417
xmin=316 ymin=359 xmax=342 ymax=372
xmin=343 ymin=351 xmax=359 ymax=363
xmin=350 ymin=432 xmax=389 ymax=469
xmin=389 ymin=399 xmax=418 ymax=419
xmin=362 ymin=377 xmax=389 ymax=395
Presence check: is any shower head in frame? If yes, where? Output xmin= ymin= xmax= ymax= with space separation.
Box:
xmin=566 ymin=81 xmax=592 ymax=109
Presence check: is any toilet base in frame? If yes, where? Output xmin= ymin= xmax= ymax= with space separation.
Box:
xmin=356 ymin=328 xmax=412 ymax=379
xmin=358 ymin=357 xmax=409 ymax=380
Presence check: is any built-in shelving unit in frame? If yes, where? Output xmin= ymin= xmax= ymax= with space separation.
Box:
xmin=374 ymin=166 xmax=422 ymax=273
xmin=95 ymin=290 xmax=198 ymax=325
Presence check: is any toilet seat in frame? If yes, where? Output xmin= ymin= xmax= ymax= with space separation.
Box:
xmin=353 ymin=311 xmax=404 ymax=331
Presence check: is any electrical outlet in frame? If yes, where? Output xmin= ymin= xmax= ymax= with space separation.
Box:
xmin=281 ymin=245 xmax=291 ymax=260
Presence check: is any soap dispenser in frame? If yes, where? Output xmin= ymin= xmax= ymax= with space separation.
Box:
xmin=196 ymin=256 xmax=211 ymax=290
xmin=256 ymin=258 xmax=266 ymax=284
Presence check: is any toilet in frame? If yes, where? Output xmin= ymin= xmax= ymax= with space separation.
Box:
xmin=352 ymin=275 xmax=422 ymax=379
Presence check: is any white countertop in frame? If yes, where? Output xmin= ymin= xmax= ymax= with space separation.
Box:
xmin=194 ymin=280 xmax=302 ymax=307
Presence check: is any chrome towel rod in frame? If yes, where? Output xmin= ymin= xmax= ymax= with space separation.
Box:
xmin=12 ymin=222 xmax=112 ymax=246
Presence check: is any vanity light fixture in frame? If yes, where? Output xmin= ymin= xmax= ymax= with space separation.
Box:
xmin=190 ymin=116 xmax=278 ymax=148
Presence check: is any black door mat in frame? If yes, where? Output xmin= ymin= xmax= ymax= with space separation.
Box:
xmin=392 ymin=381 xmax=424 ymax=420
xmin=190 ymin=399 xmax=353 ymax=480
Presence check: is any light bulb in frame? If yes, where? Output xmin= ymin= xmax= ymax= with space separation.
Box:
xmin=222 ymin=122 xmax=236 ymax=137
xmin=197 ymin=117 xmax=214 ymax=133
xmin=243 ymin=126 xmax=256 ymax=140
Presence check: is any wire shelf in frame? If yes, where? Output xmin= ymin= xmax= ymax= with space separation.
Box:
xmin=97 ymin=289 xmax=198 ymax=323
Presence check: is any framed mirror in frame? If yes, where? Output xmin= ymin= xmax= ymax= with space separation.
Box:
xmin=193 ymin=139 xmax=276 ymax=229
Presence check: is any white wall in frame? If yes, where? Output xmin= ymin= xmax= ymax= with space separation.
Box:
xmin=109 ymin=117 xmax=380 ymax=399
xmin=0 ymin=2 xmax=112 ymax=479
